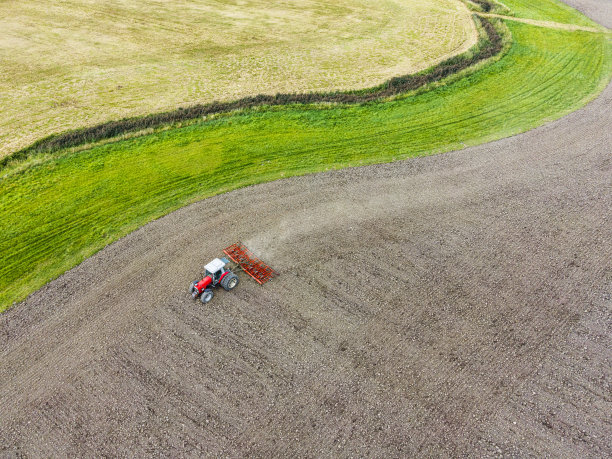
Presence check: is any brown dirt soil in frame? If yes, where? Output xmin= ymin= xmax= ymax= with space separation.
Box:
xmin=1 ymin=0 xmax=611 ymax=456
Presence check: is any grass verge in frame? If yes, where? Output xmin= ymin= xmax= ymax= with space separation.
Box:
xmin=1 ymin=15 xmax=611 ymax=311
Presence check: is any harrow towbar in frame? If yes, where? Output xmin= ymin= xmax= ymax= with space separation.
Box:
xmin=223 ymin=242 xmax=278 ymax=285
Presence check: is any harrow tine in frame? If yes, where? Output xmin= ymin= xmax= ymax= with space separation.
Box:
xmin=223 ymin=242 xmax=278 ymax=285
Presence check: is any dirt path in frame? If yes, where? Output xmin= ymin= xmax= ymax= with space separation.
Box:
xmin=478 ymin=12 xmax=603 ymax=32
xmin=1 ymin=1 xmax=611 ymax=456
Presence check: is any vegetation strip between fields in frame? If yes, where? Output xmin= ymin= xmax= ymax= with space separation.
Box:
xmin=0 ymin=14 xmax=503 ymax=170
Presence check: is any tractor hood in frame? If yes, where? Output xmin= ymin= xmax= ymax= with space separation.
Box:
xmin=196 ymin=276 xmax=212 ymax=292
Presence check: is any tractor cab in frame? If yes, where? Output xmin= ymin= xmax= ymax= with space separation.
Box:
xmin=204 ymin=257 xmax=230 ymax=284
xmin=191 ymin=256 xmax=239 ymax=303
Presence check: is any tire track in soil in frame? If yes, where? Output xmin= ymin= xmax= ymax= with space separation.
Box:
xmin=1 ymin=0 xmax=611 ymax=456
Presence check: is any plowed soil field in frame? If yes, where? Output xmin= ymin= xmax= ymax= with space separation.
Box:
xmin=1 ymin=0 xmax=610 ymax=456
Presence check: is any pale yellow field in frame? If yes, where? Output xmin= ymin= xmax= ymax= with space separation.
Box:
xmin=0 ymin=0 xmax=476 ymax=157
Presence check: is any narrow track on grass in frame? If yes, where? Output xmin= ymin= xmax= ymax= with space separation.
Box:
xmin=1 ymin=0 xmax=610 ymax=456
xmin=478 ymin=12 xmax=603 ymax=32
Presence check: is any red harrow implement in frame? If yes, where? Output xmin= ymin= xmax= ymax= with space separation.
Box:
xmin=223 ymin=242 xmax=278 ymax=285
xmin=189 ymin=242 xmax=277 ymax=303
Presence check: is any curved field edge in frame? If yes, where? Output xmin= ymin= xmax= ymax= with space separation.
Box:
xmin=0 ymin=14 xmax=502 ymax=170
xmin=1 ymin=22 xmax=611 ymax=310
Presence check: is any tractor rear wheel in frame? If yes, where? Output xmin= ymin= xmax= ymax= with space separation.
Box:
xmin=200 ymin=289 xmax=214 ymax=303
xmin=221 ymin=273 xmax=239 ymax=291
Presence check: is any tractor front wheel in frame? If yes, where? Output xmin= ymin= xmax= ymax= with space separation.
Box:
xmin=221 ymin=273 xmax=240 ymax=291
xmin=190 ymin=281 xmax=199 ymax=297
xmin=200 ymin=289 xmax=214 ymax=303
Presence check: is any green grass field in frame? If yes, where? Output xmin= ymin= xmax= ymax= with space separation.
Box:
xmin=1 ymin=10 xmax=610 ymax=310
xmin=0 ymin=0 xmax=475 ymax=157
xmin=501 ymin=0 xmax=603 ymax=27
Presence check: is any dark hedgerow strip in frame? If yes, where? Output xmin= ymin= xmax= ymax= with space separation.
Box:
xmin=470 ymin=0 xmax=492 ymax=12
xmin=1 ymin=13 xmax=504 ymax=170
xmin=466 ymin=0 xmax=511 ymax=15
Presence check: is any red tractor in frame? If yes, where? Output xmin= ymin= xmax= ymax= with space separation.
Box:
xmin=189 ymin=243 xmax=278 ymax=304
xmin=189 ymin=257 xmax=239 ymax=303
